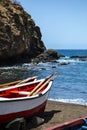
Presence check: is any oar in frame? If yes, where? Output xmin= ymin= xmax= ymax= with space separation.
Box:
xmin=0 ymin=80 xmax=21 ymax=88
xmin=32 ymin=78 xmax=51 ymax=96
xmin=16 ymin=76 xmax=38 ymax=85
xmin=28 ymin=79 xmax=45 ymax=96
xmin=28 ymin=73 xmax=58 ymax=96
xmin=32 ymin=73 xmax=58 ymax=96
xmin=28 ymin=74 xmax=55 ymax=96
xmin=0 ymin=76 xmax=37 ymax=89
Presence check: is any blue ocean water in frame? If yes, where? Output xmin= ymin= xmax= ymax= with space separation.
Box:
xmin=57 ymin=49 xmax=87 ymax=56
xmin=0 ymin=49 xmax=87 ymax=105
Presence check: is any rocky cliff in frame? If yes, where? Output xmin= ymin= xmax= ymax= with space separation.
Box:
xmin=0 ymin=0 xmax=46 ymax=64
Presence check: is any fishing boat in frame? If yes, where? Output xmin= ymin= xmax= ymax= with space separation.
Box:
xmin=46 ymin=116 xmax=87 ymax=130
xmin=0 ymin=73 xmax=57 ymax=124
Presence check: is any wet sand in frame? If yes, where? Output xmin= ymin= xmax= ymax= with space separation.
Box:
xmin=30 ymin=100 xmax=87 ymax=130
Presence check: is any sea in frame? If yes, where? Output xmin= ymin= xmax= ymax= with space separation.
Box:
xmin=0 ymin=49 xmax=87 ymax=105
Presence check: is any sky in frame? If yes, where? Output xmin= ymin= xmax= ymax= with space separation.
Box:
xmin=18 ymin=0 xmax=87 ymax=49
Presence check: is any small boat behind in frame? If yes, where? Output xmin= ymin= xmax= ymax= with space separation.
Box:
xmin=46 ymin=116 xmax=87 ymax=130
xmin=0 ymin=73 xmax=57 ymax=124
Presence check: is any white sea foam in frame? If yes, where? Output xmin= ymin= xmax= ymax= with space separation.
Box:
xmin=0 ymin=65 xmax=21 ymax=70
xmin=0 ymin=63 xmax=33 ymax=70
xmin=58 ymin=58 xmax=82 ymax=64
xmin=48 ymin=98 xmax=87 ymax=106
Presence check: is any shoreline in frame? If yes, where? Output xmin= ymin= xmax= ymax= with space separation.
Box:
xmin=30 ymin=100 xmax=87 ymax=130
xmin=48 ymin=99 xmax=87 ymax=106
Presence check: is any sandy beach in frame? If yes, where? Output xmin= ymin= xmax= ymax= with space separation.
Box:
xmin=29 ymin=100 xmax=87 ymax=130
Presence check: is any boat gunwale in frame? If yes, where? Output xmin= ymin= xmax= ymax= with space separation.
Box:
xmin=0 ymin=79 xmax=43 ymax=92
xmin=0 ymin=81 xmax=52 ymax=102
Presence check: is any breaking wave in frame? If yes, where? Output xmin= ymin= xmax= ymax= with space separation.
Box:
xmin=49 ymin=98 xmax=87 ymax=106
xmin=57 ymin=56 xmax=86 ymax=64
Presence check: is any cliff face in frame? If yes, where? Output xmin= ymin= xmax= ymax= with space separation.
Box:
xmin=0 ymin=0 xmax=46 ymax=64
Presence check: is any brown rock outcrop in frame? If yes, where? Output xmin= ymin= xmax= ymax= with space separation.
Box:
xmin=32 ymin=49 xmax=59 ymax=63
xmin=0 ymin=0 xmax=46 ymax=64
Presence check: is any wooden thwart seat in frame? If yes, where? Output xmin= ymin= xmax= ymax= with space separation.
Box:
xmin=10 ymin=91 xmax=30 ymax=96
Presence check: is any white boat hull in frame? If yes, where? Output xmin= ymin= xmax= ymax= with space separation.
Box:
xmin=0 ymin=81 xmax=52 ymax=123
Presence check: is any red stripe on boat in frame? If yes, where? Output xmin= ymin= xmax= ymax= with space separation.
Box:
xmin=0 ymin=101 xmax=47 ymax=124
